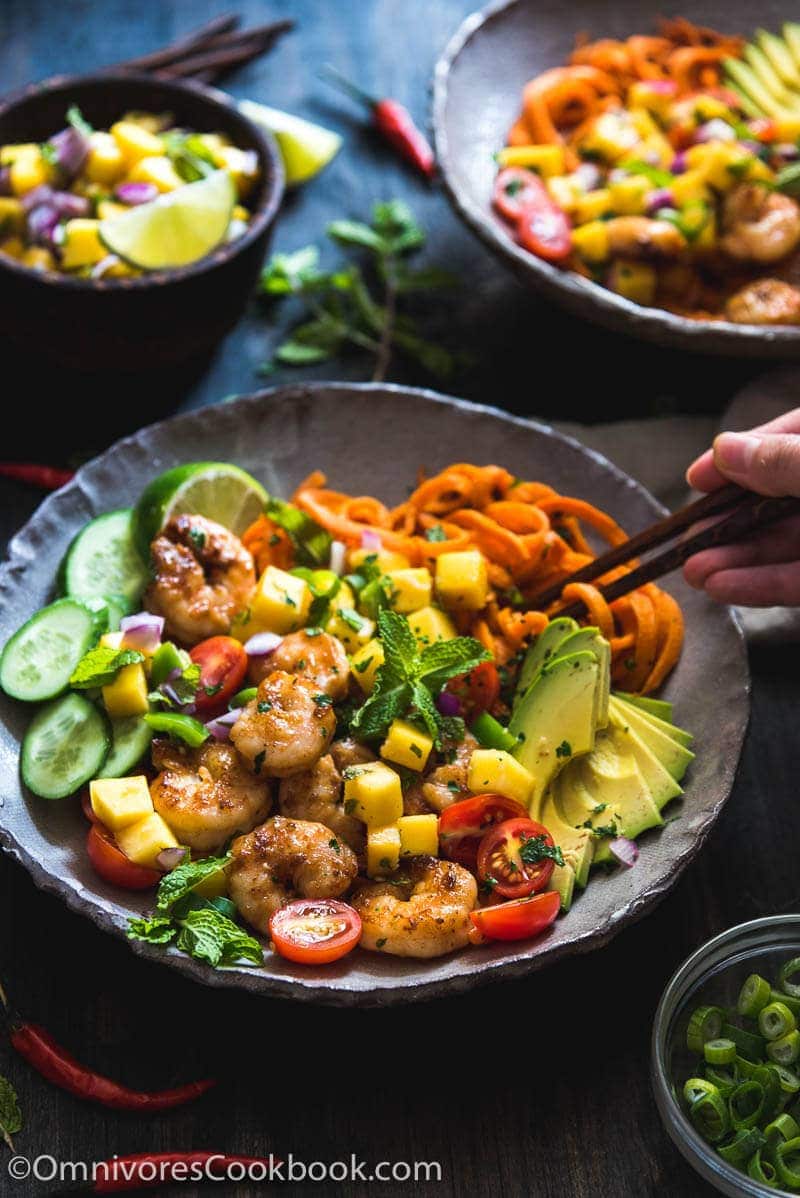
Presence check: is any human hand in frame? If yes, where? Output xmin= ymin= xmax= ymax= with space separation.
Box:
xmin=683 ymin=408 xmax=800 ymax=606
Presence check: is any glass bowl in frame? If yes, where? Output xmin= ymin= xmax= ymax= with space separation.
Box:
xmin=652 ymin=915 xmax=800 ymax=1197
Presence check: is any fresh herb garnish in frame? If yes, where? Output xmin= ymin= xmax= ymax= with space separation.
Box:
xmin=0 ymin=1076 xmax=22 ymax=1151
xmin=555 ymin=740 xmax=572 ymax=759
xmin=265 ymin=497 xmax=331 ymax=567
xmin=424 ymin=524 xmax=447 ymax=542
xmin=519 ymin=834 xmax=565 ymax=869
xmin=67 ymin=105 xmax=93 ymax=138
xmin=69 ymin=645 xmax=144 ymax=689
xmin=259 ymin=199 xmax=459 ymax=382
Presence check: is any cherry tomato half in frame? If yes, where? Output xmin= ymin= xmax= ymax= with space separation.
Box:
xmin=190 ymin=636 xmax=248 ymax=714
xmin=493 ymin=167 xmax=548 ymax=223
xmin=477 ymin=817 xmax=557 ymax=899
xmin=269 ymin=899 xmax=362 ymax=965
xmin=446 ymin=661 xmax=500 ymax=721
xmin=516 ymin=195 xmax=572 ymax=263
xmin=470 ymin=890 xmax=560 ymax=942
xmin=80 ymin=790 xmax=100 ymax=825
xmin=86 ymin=824 xmax=161 ymax=891
xmin=439 ymin=793 xmax=530 ymax=869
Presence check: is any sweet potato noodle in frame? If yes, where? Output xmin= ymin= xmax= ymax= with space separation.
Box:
xmin=260 ymin=463 xmax=685 ymax=695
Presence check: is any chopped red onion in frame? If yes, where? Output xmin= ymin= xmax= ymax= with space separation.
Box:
xmin=645 ymin=187 xmax=674 ymax=216
xmin=644 ymin=79 xmax=677 ymax=95
xmin=26 ymin=204 xmax=60 ymax=247
xmin=436 ymin=690 xmax=461 ymax=717
xmin=360 ymin=529 xmax=381 ymax=551
xmin=244 ymin=631 xmax=283 ymax=657
xmin=114 ymin=181 xmax=159 ymax=206
xmin=693 ymin=119 xmax=736 ymax=145
xmin=53 ymin=191 xmax=91 ymax=219
xmin=573 ymin=163 xmax=602 ymax=192
xmin=0 ymin=166 xmax=11 ymax=197
xmin=156 ymin=846 xmax=188 ymax=871
xmin=91 ymin=254 xmax=120 ymax=279
xmin=775 ymin=143 xmax=800 ymax=161
xmin=49 ymin=126 xmax=89 ymax=181
xmin=670 ymin=151 xmax=687 ymax=175
xmin=329 ymin=539 xmax=347 ymax=576
xmin=120 ymin=612 xmax=164 ymax=653
xmin=22 ymin=184 xmax=54 ymax=213
xmin=609 ymin=837 xmax=639 ymax=868
xmin=205 ymin=709 xmax=242 ymax=740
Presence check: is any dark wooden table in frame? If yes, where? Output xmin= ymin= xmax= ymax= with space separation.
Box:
xmin=0 ymin=2 xmax=794 ymax=1195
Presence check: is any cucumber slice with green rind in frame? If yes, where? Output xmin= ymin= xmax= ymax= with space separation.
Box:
xmin=21 ymin=694 xmax=110 ymax=799
xmin=0 ymin=598 xmax=100 ymax=702
xmin=97 ymin=715 xmax=153 ymax=779
xmin=63 ymin=510 xmax=149 ymax=608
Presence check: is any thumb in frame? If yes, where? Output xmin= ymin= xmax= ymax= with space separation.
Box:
xmin=712 ymin=431 xmax=800 ymax=498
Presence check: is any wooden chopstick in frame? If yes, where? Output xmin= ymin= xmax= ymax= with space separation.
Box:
xmin=155 ymin=20 xmax=294 ymax=80
xmin=548 ymin=490 xmax=800 ymax=619
xmin=106 ymin=13 xmax=240 ymax=74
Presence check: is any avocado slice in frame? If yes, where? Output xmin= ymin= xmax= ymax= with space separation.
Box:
xmin=552 ymin=759 xmax=608 ymax=831
xmin=548 ymin=862 xmax=576 ymax=912
xmin=510 ymin=650 xmax=600 ymax=809
xmin=555 ymin=630 xmax=611 ymax=728
xmin=785 ymin=24 xmax=800 ymax=72
xmin=725 ymin=57 xmax=789 ymax=118
xmin=513 ymin=616 xmax=578 ymax=703
xmin=606 ymin=709 xmax=682 ymax=811
xmin=613 ymin=694 xmax=693 ymax=749
xmin=608 ymin=698 xmax=694 ymax=782
xmin=757 ymin=29 xmax=800 ymax=90
xmin=744 ymin=43 xmax=800 ymax=108
xmin=578 ymin=745 xmax=663 ymax=840
xmin=538 ymin=783 xmax=595 ymax=889
xmin=614 ymin=690 xmax=673 ymax=723
xmin=725 ymin=81 xmax=764 ymax=120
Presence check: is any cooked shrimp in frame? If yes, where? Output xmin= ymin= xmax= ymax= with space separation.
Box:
xmin=352 ymin=856 xmax=477 ymax=958
xmin=228 ymin=816 xmax=358 ymax=934
xmin=150 ymin=739 xmax=271 ymax=854
xmin=250 ymin=630 xmax=349 ymax=699
xmin=146 ymin=514 xmax=255 ymax=645
xmin=231 ymin=670 xmax=336 ymax=777
xmin=606 ymin=216 xmax=687 ymax=259
xmin=278 ymin=754 xmax=365 ymax=853
xmin=721 ymin=184 xmax=800 ymax=264
xmin=410 ymin=732 xmax=478 ymax=815
xmin=725 ymin=278 xmax=800 ymax=325
xmin=330 ymin=738 xmax=376 ymax=772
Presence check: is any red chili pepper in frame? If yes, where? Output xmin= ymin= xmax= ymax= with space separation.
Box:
xmin=321 ymin=65 xmax=435 ymax=177
xmin=0 ymin=979 xmax=216 ymax=1111
xmin=58 ymin=1152 xmax=279 ymax=1193
xmin=0 ymin=462 xmax=75 ymax=490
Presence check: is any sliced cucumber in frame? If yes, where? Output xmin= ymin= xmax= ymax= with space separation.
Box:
xmin=0 ymin=598 xmax=100 ymax=702
xmin=62 ymin=510 xmax=149 ymax=608
xmin=97 ymin=715 xmax=153 ymax=779
xmin=21 ymin=694 xmax=110 ymax=799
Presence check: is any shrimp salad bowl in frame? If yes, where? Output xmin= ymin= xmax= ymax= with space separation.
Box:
xmin=0 ymin=384 xmax=749 ymax=1003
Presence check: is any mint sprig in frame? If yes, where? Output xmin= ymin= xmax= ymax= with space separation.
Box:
xmin=352 ymin=610 xmax=489 ymax=747
xmin=69 ymin=645 xmax=144 ymax=689
xmin=155 ymin=854 xmax=230 ymax=913
xmin=0 ymin=1077 xmax=21 ymax=1152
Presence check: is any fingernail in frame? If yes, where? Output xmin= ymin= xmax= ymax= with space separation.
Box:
xmin=713 ymin=432 xmax=761 ymax=476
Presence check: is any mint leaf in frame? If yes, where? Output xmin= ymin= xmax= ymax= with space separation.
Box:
xmin=67 ymin=105 xmax=93 ymax=138
xmin=327 ymin=219 xmax=387 ymax=252
xmin=371 ymin=199 xmax=425 ymax=252
xmin=155 ymin=854 xmax=230 ymax=914
xmin=260 ymin=245 xmax=324 ymax=294
xmin=378 ymin=608 xmax=418 ymax=675
xmin=127 ymin=915 xmax=177 ymax=945
xmin=175 ymin=907 xmax=263 ymax=968
xmin=70 ymin=645 xmax=144 ymax=689
xmin=0 ymin=1076 xmax=22 ymax=1151
xmin=265 ymin=497 xmax=331 ymax=568
xmin=410 ymin=680 xmax=441 ymax=744
xmin=418 ymin=636 xmax=490 ymax=692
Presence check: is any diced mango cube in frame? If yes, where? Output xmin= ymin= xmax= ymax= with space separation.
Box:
xmin=579 ymin=112 xmax=640 ymax=162
xmin=571 ymin=220 xmax=610 ymax=264
xmin=116 ymin=812 xmax=178 ymax=869
xmin=670 ymin=169 xmax=711 ymax=206
xmin=128 ymin=155 xmax=184 ymax=193
xmin=61 ymin=219 xmax=106 ymax=269
xmin=111 ymin=121 xmax=166 ymax=168
xmin=96 ymin=199 xmax=129 ymax=221
xmin=468 ymin=748 xmax=535 ymax=807
xmin=366 ymin=824 xmax=401 ymax=877
xmin=0 ymin=197 xmax=24 ymax=235
xmin=398 ymin=813 xmax=439 ymax=857
xmin=348 ymin=546 xmax=410 ymax=573
xmin=627 ymin=81 xmax=677 ymax=118
xmin=545 ymin=175 xmax=581 ymax=213
xmin=607 ymin=260 xmax=656 ymax=306
xmin=20 ymin=246 xmax=55 ymax=271
xmin=350 ymin=638 xmax=385 ymax=693
xmin=211 ymin=144 xmax=259 ymax=197
xmin=343 ymin=761 xmax=403 ymax=828
xmin=0 ymin=237 xmax=24 ymax=260
xmin=380 ymin=718 xmax=433 ymax=771
xmin=9 ymin=146 xmax=50 ymax=196
xmin=0 ymin=143 xmax=39 ymax=166
xmin=238 ymin=565 xmax=312 ymax=637
xmin=89 ymin=775 xmax=153 ymax=831
xmin=326 ymin=580 xmax=374 ymax=651
xmin=85 ymin=131 xmax=126 ymax=185
xmin=435 ymin=550 xmax=489 ymax=612
xmin=102 ymin=661 xmax=150 ymax=718
xmin=775 ymin=116 xmax=800 ymax=140
xmin=496 ymin=144 xmax=565 ymax=176
xmin=385 ymin=568 xmax=432 ymax=614
xmin=609 ymin=174 xmax=649 ymax=215
xmin=232 ymin=204 xmax=250 ymax=222
xmin=573 ymin=188 xmax=613 ymax=224
xmin=408 ymin=605 xmax=457 ymax=649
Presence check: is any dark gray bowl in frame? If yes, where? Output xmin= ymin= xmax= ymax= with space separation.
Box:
xmin=433 ymin=0 xmax=800 ymax=358
xmin=0 ymin=384 xmax=749 ymax=1004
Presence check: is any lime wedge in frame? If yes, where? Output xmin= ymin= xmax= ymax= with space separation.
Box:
xmin=133 ymin=462 xmax=268 ymax=558
xmin=239 ymin=100 xmax=341 ymax=186
xmin=99 ymin=170 xmax=235 ymax=269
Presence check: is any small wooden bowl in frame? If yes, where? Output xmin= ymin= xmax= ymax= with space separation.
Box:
xmin=0 ymin=72 xmax=284 ymax=369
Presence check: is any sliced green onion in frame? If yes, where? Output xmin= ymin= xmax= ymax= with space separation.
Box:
xmin=143 ymin=711 xmax=209 ymax=748
xmin=780 ymin=960 xmax=800 ymax=1000
xmin=760 ymin=1002 xmax=797 ymax=1043
xmin=684 ymin=1077 xmax=719 ymax=1106
xmin=229 ymin=686 xmax=258 ymax=709
xmin=768 ymin=1030 xmax=800 ymax=1067
xmin=723 ymin=1021 xmax=766 ymax=1063
xmin=687 ymin=1006 xmax=725 ymax=1053
xmin=738 ymin=974 xmax=772 ymax=1018
xmin=471 ymin=711 xmax=518 ymax=752
xmin=705 ymin=1062 xmax=739 ymax=1097
xmin=772 ymin=988 xmax=800 ymax=1016
xmin=752 ymin=1065 xmax=783 ymax=1123
xmin=704 ymin=1038 xmax=737 ymax=1066
xmin=765 ymin=1113 xmax=800 ymax=1144
xmin=736 ymin=1055 xmax=763 ymax=1080
xmin=730 ymin=1080 xmax=767 ymax=1130
xmin=718 ymin=1127 xmax=766 ymax=1165
xmin=747 ymin=1148 xmax=778 ymax=1187
xmin=689 ymin=1087 xmax=730 ymax=1143
xmin=775 ymin=1136 xmax=800 ymax=1190
xmin=772 ymin=1064 xmax=800 ymax=1096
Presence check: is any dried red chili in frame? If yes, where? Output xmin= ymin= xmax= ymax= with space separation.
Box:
xmin=321 ymin=65 xmax=435 ymax=177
